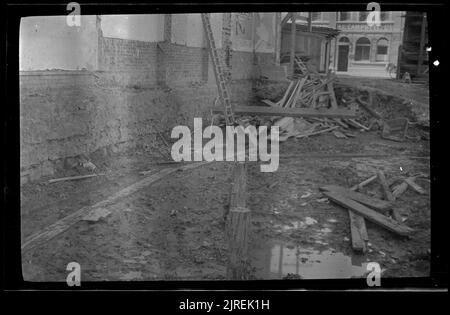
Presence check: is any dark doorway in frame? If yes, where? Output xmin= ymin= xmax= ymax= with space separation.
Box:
xmin=337 ymin=45 xmax=349 ymax=71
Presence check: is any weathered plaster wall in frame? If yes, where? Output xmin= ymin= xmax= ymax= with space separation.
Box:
xmin=20 ymin=15 xmax=99 ymax=71
xmin=100 ymin=14 xmax=164 ymax=42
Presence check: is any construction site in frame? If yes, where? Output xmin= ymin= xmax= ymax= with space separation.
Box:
xmin=20 ymin=12 xmax=430 ymax=281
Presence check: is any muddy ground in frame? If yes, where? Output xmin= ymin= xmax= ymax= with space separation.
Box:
xmin=21 ymin=134 xmax=430 ymax=281
xmin=21 ymin=78 xmax=430 ymax=281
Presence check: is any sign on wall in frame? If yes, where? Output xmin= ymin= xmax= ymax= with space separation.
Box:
xmin=254 ymin=13 xmax=276 ymax=53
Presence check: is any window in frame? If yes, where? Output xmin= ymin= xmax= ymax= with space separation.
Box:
xmin=338 ymin=12 xmax=351 ymax=21
xmin=376 ymin=38 xmax=389 ymax=61
xmin=355 ymin=37 xmax=371 ymax=61
xmin=311 ymin=12 xmax=322 ymax=21
xmin=380 ymin=12 xmax=390 ymax=21
xmin=339 ymin=37 xmax=350 ymax=44
xmin=359 ymin=12 xmax=369 ymax=22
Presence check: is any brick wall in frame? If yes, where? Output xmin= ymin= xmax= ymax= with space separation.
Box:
xmin=20 ymin=36 xmax=274 ymax=184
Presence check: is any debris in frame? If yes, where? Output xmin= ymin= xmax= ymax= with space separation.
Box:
xmin=323 ymin=191 xmax=413 ymax=236
xmin=274 ymin=117 xmax=295 ymax=132
xmin=404 ymin=177 xmax=426 ymax=194
xmin=81 ymin=161 xmax=97 ymax=172
xmin=377 ymin=171 xmax=395 ymax=203
xmin=382 ymin=118 xmax=409 ymax=142
xmin=320 ymin=185 xmax=391 ymax=213
xmin=48 ymin=173 xmax=105 ymax=184
xmin=316 ymin=197 xmax=329 ymax=203
xmin=347 ymin=118 xmax=370 ymax=131
xmin=355 ymin=95 xmax=383 ymax=120
xmin=377 ymin=171 xmax=401 ymax=223
xmin=332 ymin=130 xmax=347 ymax=139
xmin=392 ymin=181 xmax=409 ymax=199
xmin=350 ymin=174 xmax=378 ymax=191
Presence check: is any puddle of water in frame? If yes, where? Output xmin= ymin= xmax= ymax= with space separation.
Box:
xmin=255 ymin=243 xmax=368 ymax=279
xmin=273 ymin=217 xmax=319 ymax=233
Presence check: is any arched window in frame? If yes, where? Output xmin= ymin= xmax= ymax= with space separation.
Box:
xmin=339 ymin=37 xmax=350 ymax=44
xmin=355 ymin=37 xmax=371 ymax=61
xmin=376 ymin=38 xmax=389 ymax=61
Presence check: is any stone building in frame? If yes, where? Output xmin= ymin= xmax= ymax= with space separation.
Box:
xmin=303 ymin=11 xmax=405 ymax=77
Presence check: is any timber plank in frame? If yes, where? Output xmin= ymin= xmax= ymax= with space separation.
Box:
xmin=323 ymin=191 xmax=413 ymax=236
xmin=377 ymin=171 xmax=402 ymax=222
xmin=212 ymin=106 xmax=356 ymax=119
xmin=320 ymin=185 xmax=391 ymax=212
xmin=349 ymin=211 xmax=368 ymax=252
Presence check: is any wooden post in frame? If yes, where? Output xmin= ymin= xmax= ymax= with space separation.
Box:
xmin=275 ymin=12 xmax=282 ymax=65
xmin=226 ymin=162 xmax=251 ymax=280
xmin=417 ymin=13 xmax=426 ymax=76
xmin=290 ymin=13 xmax=297 ymax=76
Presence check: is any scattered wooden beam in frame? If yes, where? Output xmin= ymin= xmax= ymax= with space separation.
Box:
xmin=323 ymin=191 xmax=413 ymax=236
xmin=320 ymin=185 xmax=391 ymax=213
xmin=392 ymin=181 xmax=409 ymax=199
xmin=22 ymin=161 xmax=211 ymax=253
xmin=226 ymin=162 xmax=251 ymax=280
xmin=350 ymin=174 xmax=378 ymax=191
xmin=404 ymin=177 xmax=426 ymax=194
xmin=347 ymin=119 xmax=370 ymax=131
xmin=377 ymin=171 xmax=395 ymax=202
xmin=212 ymin=106 xmax=357 ymax=119
xmin=356 ymin=95 xmax=383 ymax=120
xmin=377 ymin=171 xmax=402 ymax=222
xmin=348 ymin=177 xmax=374 ymax=253
xmin=48 ymin=173 xmax=105 ymax=184
xmin=286 ymin=77 xmax=307 ymax=108
xmin=348 ymin=211 xmax=368 ymax=253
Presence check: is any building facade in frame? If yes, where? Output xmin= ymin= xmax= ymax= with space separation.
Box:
xmin=303 ymin=11 xmax=405 ymax=77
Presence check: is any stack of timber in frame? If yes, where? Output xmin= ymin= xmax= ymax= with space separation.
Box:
xmin=319 ymin=170 xmax=422 ymax=254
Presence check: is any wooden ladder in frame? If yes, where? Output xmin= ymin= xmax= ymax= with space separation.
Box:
xmin=201 ymin=13 xmax=235 ymax=126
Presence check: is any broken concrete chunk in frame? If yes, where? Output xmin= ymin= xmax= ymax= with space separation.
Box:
xmin=82 ymin=208 xmax=112 ymax=222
